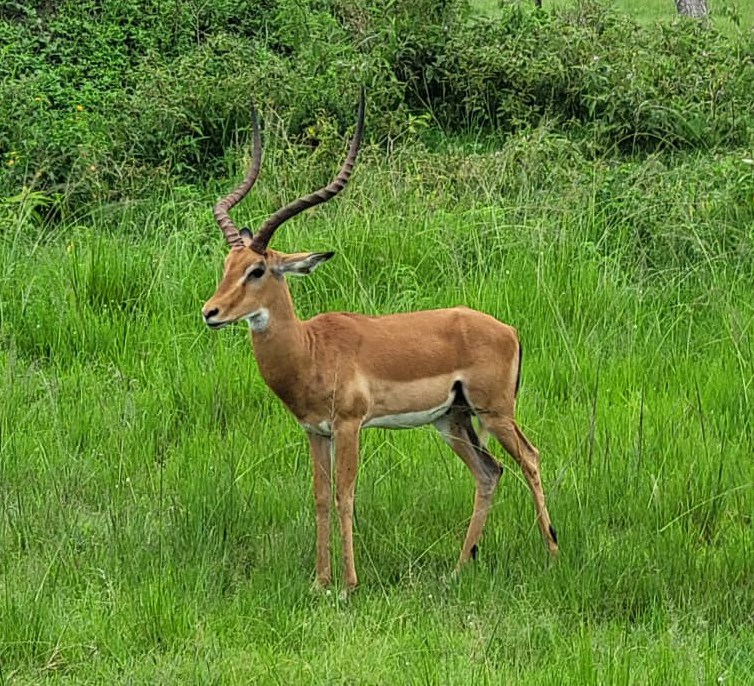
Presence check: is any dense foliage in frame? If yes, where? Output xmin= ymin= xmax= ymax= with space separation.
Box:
xmin=0 ymin=0 xmax=751 ymax=211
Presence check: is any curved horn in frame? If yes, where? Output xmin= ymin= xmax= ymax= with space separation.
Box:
xmin=213 ymin=104 xmax=262 ymax=248
xmin=250 ymin=90 xmax=365 ymax=255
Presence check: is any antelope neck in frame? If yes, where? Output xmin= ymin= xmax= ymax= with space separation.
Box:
xmin=249 ymin=283 xmax=309 ymax=402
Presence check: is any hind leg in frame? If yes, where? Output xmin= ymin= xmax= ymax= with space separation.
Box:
xmin=482 ymin=414 xmax=558 ymax=555
xmin=434 ymin=411 xmax=503 ymax=571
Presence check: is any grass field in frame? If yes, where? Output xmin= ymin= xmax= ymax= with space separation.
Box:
xmin=1 ymin=1 xmax=753 ymax=682
xmin=472 ymin=0 xmax=753 ymax=33
xmin=1 ymin=126 xmax=752 ymax=683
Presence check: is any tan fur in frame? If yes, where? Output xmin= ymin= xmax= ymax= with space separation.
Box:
xmin=203 ymin=244 xmax=558 ymax=593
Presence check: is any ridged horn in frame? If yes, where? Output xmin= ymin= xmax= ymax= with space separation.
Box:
xmin=213 ymin=104 xmax=262 ymax=248
xmin=250 ymin=90 xmax=365 ymax=254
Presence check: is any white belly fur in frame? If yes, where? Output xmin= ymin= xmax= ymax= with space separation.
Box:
xmin=363 ymin=391 xmax=455 ymax=430
xmin=298 ymin=383 xmax=461 ymax=434
xmin=299 ymin=420 xmax=332 ymax=437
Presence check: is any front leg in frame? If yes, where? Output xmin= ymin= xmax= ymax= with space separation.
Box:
xmin=307 ymin=432 xmax=332 ymax=589
xmin=333 ymin=420 xmax=360 ymax=594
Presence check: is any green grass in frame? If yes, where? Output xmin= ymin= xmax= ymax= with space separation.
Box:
xmin=1 ymin=139 xmax=752 ymax=683
xmin=472 ymin=0 xmax=753 ymax=33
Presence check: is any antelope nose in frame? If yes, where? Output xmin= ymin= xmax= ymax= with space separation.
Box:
xmin=203 ymin=307 xmax=219 ymax=321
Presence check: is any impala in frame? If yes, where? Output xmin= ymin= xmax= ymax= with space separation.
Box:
xmin=202 ymin=94 xmax=558 ymax=594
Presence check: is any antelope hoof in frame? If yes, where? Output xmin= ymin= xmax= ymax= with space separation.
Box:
xmin=547 ymin=524 xmax=559 ymax=557
xmin=449 ymin=563 xmax=465 ymax=581
xmin=338 ymin=587 xmax=356 ymax=603
xmin=311 ymin=576 xmax=332 ymax=594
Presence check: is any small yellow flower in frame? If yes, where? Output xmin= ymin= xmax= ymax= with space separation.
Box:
xmin=76 ymin=104 xmax=83 ymax=111
xmin=7 ymin=159 xmax=14 ymax=166
xmin=89 ymin=164 xmax=96 ymax=172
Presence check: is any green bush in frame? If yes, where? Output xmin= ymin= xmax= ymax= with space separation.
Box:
xmin=0 ymin=0 xmax=751 ymax=215
xmin=416 ymin=1 xmax=752 ymax=151
xmin=0 ymin=0 xmax=410 ymax=207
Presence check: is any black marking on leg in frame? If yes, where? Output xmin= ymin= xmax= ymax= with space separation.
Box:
xmin=450 ymin=380 xmax=466 ymax=409
xmin=515 ymin=341 xmax=522 ymax=397
xmin=461 ymin=414 xmax=501 ymax=481
xmin=461 ymin=414 xmax=481 ymax=450
xmin=448 ymin=381 xmax=503 ymax=482
xmin=549 ymin=524 xmax=558 ymax=545
xmin=470 ymin=544 xmax=478 ymax=560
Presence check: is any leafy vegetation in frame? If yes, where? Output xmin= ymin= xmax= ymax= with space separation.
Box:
xmin=418 ymin=2 xmax=752 ymax=150
xmin=1 ymin=0 xmax=751 ymax=210
xmin=0 ymin=0 xmax=752 ymax=683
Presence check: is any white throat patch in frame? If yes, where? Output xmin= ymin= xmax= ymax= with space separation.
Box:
xmin=244 ymin=308 xmax=270 ymax=332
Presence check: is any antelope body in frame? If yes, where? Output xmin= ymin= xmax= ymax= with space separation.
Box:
xmin=203 ymin=95 xmax=558 ymax=594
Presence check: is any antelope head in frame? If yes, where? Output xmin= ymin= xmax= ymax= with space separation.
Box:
xmin=202 ymin=95 xmax=365 ymax=332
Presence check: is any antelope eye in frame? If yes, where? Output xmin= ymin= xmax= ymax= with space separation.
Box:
xmin=246 ymin=267 xmax=265 ymax=281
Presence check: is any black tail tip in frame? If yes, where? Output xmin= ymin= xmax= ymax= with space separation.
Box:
xmin=549 ymin=524 xmax=558 ymax=545
xmin=470 ymin=544 xmax=478 ymax=561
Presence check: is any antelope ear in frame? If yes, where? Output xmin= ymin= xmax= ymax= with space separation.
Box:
xmin=276 ymin=252 xmax=335 ymax=276
xmin=239 ymin=228 xmax=253 ymax=247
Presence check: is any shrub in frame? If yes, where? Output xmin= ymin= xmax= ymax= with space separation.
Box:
xmin=416 ymin=2 xmax=753 ymax=151
xmin=0 ymin=0 xmax=751 ymax=215
xmin=0 ymin=0 xmax=409 ymax=206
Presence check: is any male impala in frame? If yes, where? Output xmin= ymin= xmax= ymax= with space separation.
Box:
xmin=202 ymin=94 xmax=558 ymax=594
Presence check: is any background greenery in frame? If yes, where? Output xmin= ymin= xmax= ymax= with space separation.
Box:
xmin=1 ymin=0 xmax=751 ymax=210
xmin=1 ymin=1 xmax=752 ymax=683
